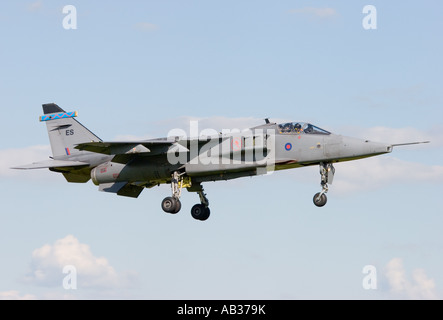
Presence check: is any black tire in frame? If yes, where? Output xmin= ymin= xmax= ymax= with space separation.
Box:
xmin=191 ymin=204 xmax=210 ymax=221
xmin=172 ymin=199 xmax=181 ymax=214
xmin=162 ymin=197 xmax=178 ymax=213
xmin=313 ymin=193 xmax=327 ymax=207
xmin=200 ymin=207 xmax=210 ymax=221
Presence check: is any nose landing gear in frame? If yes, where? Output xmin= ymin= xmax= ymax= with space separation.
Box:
xmin=313 ymin=162 xmax=335 ymax=207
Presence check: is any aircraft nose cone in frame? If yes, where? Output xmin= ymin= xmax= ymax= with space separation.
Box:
xmin=338 ymin=136 xmax=393 ymax=160
xmin=366 ymin=140 xmax=392 ymax=154
xmin=358 ymin=139 xmax=392 ymax=155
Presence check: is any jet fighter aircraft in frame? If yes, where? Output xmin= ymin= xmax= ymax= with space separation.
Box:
xmin=13 ymin=103 xmax=429 ymax=221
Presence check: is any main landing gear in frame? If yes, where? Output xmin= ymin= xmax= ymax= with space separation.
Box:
xmin=313 ymin=162 xmax=335 ymax=207
xmin=190 ymin=184 xmax=210 ymax=221
xmin=161 ymin=172 xmax=182 ymax=214
xmin=161 ymin=172 xmax=211 ymax=221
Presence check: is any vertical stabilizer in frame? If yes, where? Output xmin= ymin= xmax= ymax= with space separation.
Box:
xmin=41 ymin=103 xmax=102 ymax=159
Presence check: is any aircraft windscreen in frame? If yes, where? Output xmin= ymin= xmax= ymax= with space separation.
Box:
xmin=278 ymin=122 xmax=330 ymax=135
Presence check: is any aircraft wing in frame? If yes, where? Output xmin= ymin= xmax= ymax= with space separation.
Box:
xmin=11 ymin=160 xmax=89 ymax=170
xmin=75 ymin=139 xmax=189 ymax=163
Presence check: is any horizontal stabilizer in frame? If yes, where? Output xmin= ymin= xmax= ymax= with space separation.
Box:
xmin=12 ymin=160 xmax=89 ymax=170
xmin=98 ymin=182 xmax=144 ymax=198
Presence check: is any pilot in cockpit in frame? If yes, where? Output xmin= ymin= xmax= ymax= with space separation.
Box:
xmin=294 ymin=123 xmax=302 ymax=133
xmin=281 ymin=123 xmax=294 ymax=133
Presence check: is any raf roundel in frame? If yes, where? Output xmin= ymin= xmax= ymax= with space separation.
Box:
xmin=285 ymin=143 xmax=292 ymax=151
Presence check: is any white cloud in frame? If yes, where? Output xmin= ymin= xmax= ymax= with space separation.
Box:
xmin=333 ymin=156 xmax=443 ymax=195
xmin=289 ymin=7 xmax=337 ymax=19
xmin=135 ymin=22 xmax=159 ymax=32
xmin=338 ymin=126 xmax=441 ymax=147
xmin=385 ymin=258 xmax=437 ymax=299
xmin=0 ymin=290 xmax=36 ymax=300
xmin=0 ymin=145 xmax=51 ymax=177
xmin=24 ymin=235 xmax=138 ymax=289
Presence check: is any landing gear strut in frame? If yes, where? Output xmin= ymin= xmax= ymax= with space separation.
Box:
xmin=313 ymin=162 xmax=335 ymax=207
xmin=190 ymin=184 xmax=210 ymax=221
xmin=161 ymin=172 xmax=183 ymax=214
xmin=161 ymin=175 xmax=211 ymax=221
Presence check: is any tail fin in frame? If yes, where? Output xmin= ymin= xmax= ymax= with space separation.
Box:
xmin=41 ymin=103 xmax=102 ymax=159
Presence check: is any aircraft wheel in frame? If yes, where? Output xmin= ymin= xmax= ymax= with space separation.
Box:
xmin=191 ymin=204 xmax=210 ymax=221
xmin=200 ymin=207 xmax=210 ymax=221
xmin=313 ymin=193 xmax=327 ymax=207
xmin=162 ymin=197 xmax=180 ymax=214
xmin=172 ymin=199 xmax=181 ymax=213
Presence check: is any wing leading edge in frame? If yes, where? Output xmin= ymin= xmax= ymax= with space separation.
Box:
xmin=75 ymin=140 xmax=183 ymax=155
xmin=75 ymin=140 xmax=189 ymax=164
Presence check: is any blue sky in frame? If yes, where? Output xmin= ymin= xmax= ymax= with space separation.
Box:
xmin=0 ymin=0 xmax=442 ymax=299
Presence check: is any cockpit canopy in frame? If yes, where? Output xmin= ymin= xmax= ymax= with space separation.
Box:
xmin=278 ymin=122 xmax=330 ymax=135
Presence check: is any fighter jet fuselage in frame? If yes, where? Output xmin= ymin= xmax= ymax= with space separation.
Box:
xmin=13 ymin=104 xmax=428 ymax=221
